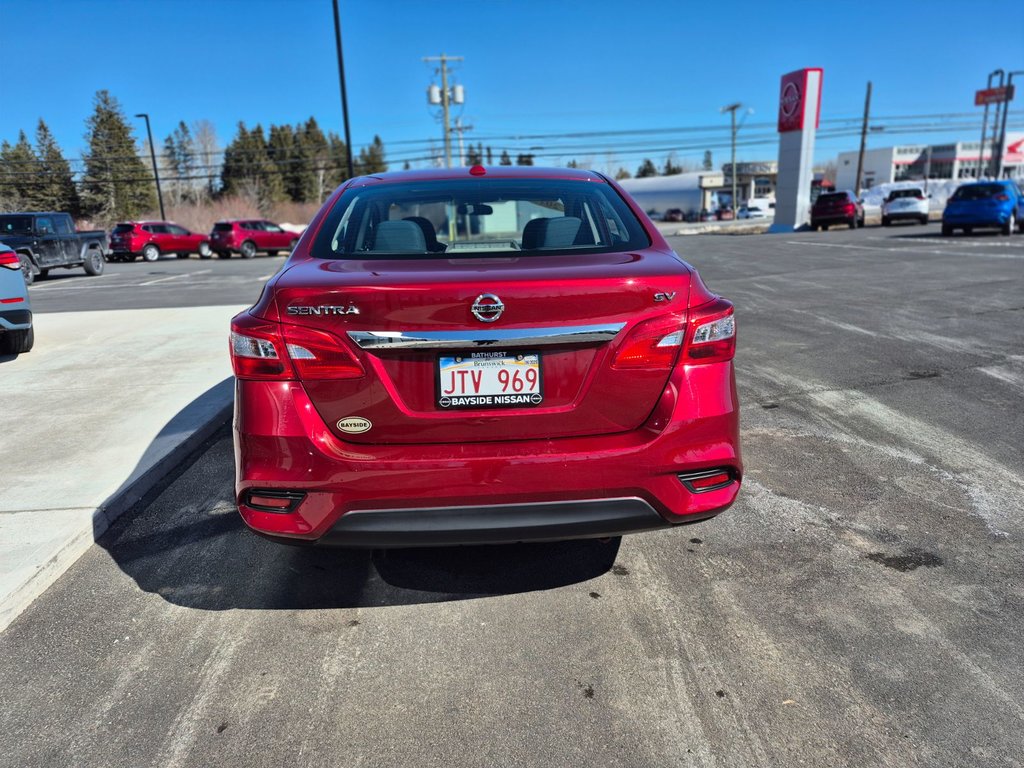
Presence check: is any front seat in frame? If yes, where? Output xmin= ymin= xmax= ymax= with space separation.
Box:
xmin=372 ymin=220 xmax=426 ymax=253
xmin=403 ymin=216 xmax=446 ymax=252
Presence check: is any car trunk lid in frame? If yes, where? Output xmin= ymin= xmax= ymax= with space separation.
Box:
xmin=271 ymin=251 xmax=691 ymax=444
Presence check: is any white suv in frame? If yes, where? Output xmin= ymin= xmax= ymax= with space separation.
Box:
xmin=882 ymin=188 xmax=929 ymax=226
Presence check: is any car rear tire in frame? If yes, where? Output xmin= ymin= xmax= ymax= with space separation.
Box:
xmin=38 ymin=268 xmax=49 ymax=280
xmin=920 ymin=215 xmax=929 ymax=226
xmin=198 ymin=242 xmax=212 ymax=259
xmin=142 ymin=244 xmax=160 ymax=262
xmin=1002 ymin=213 xmax=1015 ymax=236
xmin=964 ymin=227 xmax=973 ymax=235
xmin=941 ymin=224 xmax=953 ymax=236
xmin=240 ymin=240 xmax=257 ymax=259
xmin=83 ymin=250 xmax=105 ymax=276
xmin=882 ymin=216 xmax=890 ymax=227
xmin=0 ymin=326 xmax=33 ymax=355
xmin=18 ymin=254 xmax=34 ymax=286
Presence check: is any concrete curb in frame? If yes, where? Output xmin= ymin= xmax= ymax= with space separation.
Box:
xmin=0 ymin=396 xmax=234 ymax=634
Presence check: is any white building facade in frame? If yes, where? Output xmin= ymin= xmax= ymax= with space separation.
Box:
xmin=835 ymin=133 xmax=1024 ymax=191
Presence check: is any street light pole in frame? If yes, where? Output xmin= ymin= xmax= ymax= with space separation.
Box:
xmin=331 ymin=0 xmax=355 ymax=179
xmin=721 ymin=103 xmax=742 ymax=214
xmin=994 ymin=70 xmax=1023 ymax=179
xmin=135 ymin=113 xmax=165 ymax=220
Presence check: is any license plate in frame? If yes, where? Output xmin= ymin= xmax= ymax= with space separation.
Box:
xmin=437 ymin=351 xmax=543 ymax=409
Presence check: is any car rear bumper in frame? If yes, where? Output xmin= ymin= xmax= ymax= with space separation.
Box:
xmin=884 ymin=210 xmax=928 ymax=220
xmin=234 ymin=364 xmax=742 ymax=547
xmin=943 ymin=212 xmax=1009 ymax=226
xmin=0 ymin=307 xmax=32 ymax=331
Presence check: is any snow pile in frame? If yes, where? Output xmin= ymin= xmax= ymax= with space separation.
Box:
xmin=279 ymin=222 xmax=307 ymax=234
xmin=859 ymin=179 xmax=966 ymax=212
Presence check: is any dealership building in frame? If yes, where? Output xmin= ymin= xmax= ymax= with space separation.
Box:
xmin=835 ymin=133 xmax=1024 ymax=190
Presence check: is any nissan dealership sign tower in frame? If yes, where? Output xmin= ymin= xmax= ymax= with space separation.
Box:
xmin=769 ymin=68 xmax=823 ymax=232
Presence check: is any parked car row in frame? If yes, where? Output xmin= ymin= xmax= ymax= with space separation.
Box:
xmin=108 ymin=218 xmax=301 ymax=262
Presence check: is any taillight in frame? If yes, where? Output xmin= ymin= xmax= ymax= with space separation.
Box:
xmin=230 ymin=314 xmax=293 ymax=380
xmin=684 ymin=298 xmax=736 ymax=364
xmin=0 ymin=251 xmax=20 ymax=270
xmin=995 ymin=194 xmax=1009 ymax=201
xmin=612 ymin=313 xmax=685 ymax=369
xmin=281 ymin=324 xmax=364 ymax=380
xmin=845 ymin=203 xmax=856 ymax=214
xmin=230 ymin=312 xmax=364 ymax=381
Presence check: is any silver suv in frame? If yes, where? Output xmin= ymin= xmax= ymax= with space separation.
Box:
xmin=0 ymin=243 xmax=34 ymax=355
xmin=882 ymin=187 xmax=930 ymax=226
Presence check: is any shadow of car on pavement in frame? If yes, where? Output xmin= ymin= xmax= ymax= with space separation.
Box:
xmin=98 ymin=419 xmax=622 ymax=611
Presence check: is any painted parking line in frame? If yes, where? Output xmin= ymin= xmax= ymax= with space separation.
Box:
xmin=785 ymin=241 xmax=1024 ymax=259
xmin=868 ymin=236 xmax=1024 ymax=248
xmin=138 ymin=269 xmax=211 ymax=287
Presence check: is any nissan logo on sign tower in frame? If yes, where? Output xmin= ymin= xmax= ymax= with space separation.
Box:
xmin=769 ymin=68 xmax=823 ymax=233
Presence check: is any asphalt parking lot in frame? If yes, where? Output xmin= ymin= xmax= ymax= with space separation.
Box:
xmin=2 ymin=223 xmax=1023 ymax=767
xmin=26 ymin=253 xmax=287 ymax=314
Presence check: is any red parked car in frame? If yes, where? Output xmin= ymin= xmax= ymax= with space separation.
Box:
xmin=209 ymin=219 xmax=299 ymax=259
xmin=231 ymin=167 xmax=741 ymax=547
xmin=108 ymin=221 xmax=212 ymax=262
xmin=811 ymin=191 xmax=865 ymax=230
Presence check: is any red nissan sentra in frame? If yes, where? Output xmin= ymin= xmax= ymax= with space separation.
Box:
xmin=231 ymin=166 xmax=741 ymax=547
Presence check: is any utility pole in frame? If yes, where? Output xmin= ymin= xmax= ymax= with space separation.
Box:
xmin=424 ymin=53 xmax=464 ymax=169
xmin=134 ymin=113 xmax=165 ymax=220
xmin=978 ymin=69 xmax=1003 ymax=179
xmin=331 ymin=0 xmax=355 ymax=179
xmin=721 ymin=102 xmax=742 ymax=214
xmin=854 ymin=81 xmax=872 ymax=197
xmin=994 ymin=70 xmax=1023 ymax=179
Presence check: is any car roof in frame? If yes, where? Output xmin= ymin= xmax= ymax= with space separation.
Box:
xmin=346 ymin=166 xmax=607 ymax=186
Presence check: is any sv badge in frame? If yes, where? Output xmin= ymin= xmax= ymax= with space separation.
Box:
xmin=654 ymin=292 xmax=677 ymax=303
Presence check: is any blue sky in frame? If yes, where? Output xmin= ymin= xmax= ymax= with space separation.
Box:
xmin=0 ymin=0 xmax=1021 ymax=173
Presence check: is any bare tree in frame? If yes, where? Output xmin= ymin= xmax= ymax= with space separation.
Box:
xmin=192 ymin=120 xmax=220 ymax=202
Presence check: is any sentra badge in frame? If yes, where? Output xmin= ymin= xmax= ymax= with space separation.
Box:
xmin=288 ymin=305 xmax=360 ymax=316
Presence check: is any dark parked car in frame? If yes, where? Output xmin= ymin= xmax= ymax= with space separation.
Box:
xmin=109 ymin=221 xmax=213 ymax=262
xmin=941 ymin=181 xmax=1024 ymax=236
xmin=0 ymin=243 xmax=33 ymax=354
xmin=0 ymin=212 xmax=107 ymax=285
xmin=663 ymin=208 xmax=684 ymax=222
xmin=811 ymin=190 xmax=864 ymax=230
xmin=209 ymin=219 xmax=299 ymax=259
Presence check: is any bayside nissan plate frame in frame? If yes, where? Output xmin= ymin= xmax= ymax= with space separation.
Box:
xmin=436 ymin=350 xmax=544 ymax=409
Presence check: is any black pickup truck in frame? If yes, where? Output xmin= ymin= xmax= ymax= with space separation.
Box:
xmin=0 ymin=212 xmax=108 ymax=285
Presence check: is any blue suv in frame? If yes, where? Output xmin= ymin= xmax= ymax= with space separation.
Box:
xmin=942 ymin=180 xmax=1024 ymax=236
xmin=0 ymin=243 xmax=33 ymax=355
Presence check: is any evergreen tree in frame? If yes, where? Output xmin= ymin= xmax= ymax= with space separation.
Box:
xmin=162 ymin=120 xmax=197 ymax=205
xmin=35 ymin=120 xmax=81 ymax=216
xmin=249 ymin=124 xmax=285 ymax=208
xmin=403 ymin=160 xmax=411 ymax=170
xmin=357 ymin=135 xmax=387 ymax=175
xmin=703 ymin=150 xmax=713 ymax=171
xmin=499 ymin=150 xmax=512 ymax=166
xmin=80 ymin=90 xmax=156 ymax=222
xmin=220 ymin=122 xmax=283 ymax=210
xmin=0 ymin=131 xmax=42 ymax=210
xmin=326 ymin=132 xmax=351 ymax=192
xmin=486 ymin=146 xmax=493 ymax=165
xmin=466 ymin=142 xmax=483 ymax=166
xmin=635 ymin=158 xmax=657 ymax=178
xmin=515 ymin=153 xmax=534 ymax=166
xmin=662 ymin=154 xmax=682 ymax=176
xmin=566 ymin=159 xmax=578 ymax=169
xmin=614 ymin=167 xmax=632 ymax=180
xmin=267 ymin=124 xmax=295 ymax=201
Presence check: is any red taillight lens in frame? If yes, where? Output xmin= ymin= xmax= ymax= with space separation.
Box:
xmin=612 ymin=313 xmax=685 ymax=370
xmin=229 ymin=312 xmax=364 ymax=381
xmin=845 ymin=203 xmax=856 ymax=214
xmin=281 ymin=324 xmax=364 ymax=380
xmin=995 ymin=194 xmax=1009 ymax=201
xmin=685 ymin=298 xmax=736 ymax=364
xmin=0 ymin=251 xmax=20 ymax=270
xmin=230 ymin=314 xmax=293 ymax=380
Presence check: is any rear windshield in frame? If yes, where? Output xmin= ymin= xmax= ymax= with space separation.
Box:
xmin=951 ymin=184 xmax=1004 ymax=201
xmin=312 ymin=178 xmax=650 ymax=259
xmin=887 ymin=189 xmax=923 ymax=200
xmin=213 ymin=222 xmax=233 ymax=232
xmin=0 ymin=215 xmax=34 ymax=235
xmin=112 ymin=223 xmax=135 ymax=233
xmin=816 ymin=193 xmax=848 ymax=204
